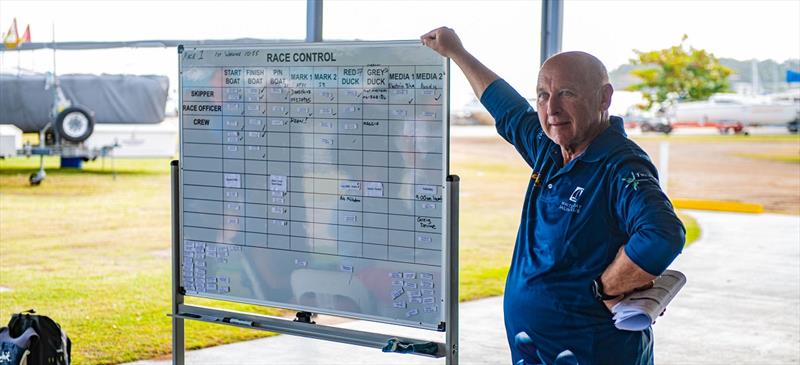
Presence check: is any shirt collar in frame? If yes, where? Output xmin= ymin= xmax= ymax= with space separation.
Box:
xmin=576 ymin=116 xmax=627 ymax=163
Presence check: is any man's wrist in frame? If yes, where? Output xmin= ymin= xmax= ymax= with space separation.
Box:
xmin=592 ymin=278 xmax=624 ymax=302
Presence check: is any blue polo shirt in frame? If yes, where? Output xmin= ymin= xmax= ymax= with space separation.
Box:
xmin=480 ymin=79 xmax=685 ymax=365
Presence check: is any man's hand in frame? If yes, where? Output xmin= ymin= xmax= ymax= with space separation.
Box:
xmin=603 ymin=297 xmax=622 ymax=313
xmin=420 ymin=27 xmax=499 ymax=99
xmin=420 ymin=27 xmax=466 ymax=60
xmin=602 ymin=280 xmax=655 ymax=313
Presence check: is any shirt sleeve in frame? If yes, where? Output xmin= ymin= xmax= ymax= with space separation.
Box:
xmin=609 ymin=152 xmax=686 ymax=276
xmin=480 ymin=79 xmax=543 ymax=167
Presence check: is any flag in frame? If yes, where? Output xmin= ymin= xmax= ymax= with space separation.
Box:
xmin=18 ymin=24 xmax=30 ymax=46
xmin=788 ymin=70 xmax=800 ymax=83
xmin=2 ymin=18 xmax=19 ymax=49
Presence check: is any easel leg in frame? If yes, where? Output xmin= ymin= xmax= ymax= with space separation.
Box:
xmin=446 ymin=175 xmax=460 ymax=365
xmin=172 ymin=160 xmax=185 ymax=365
xmin=173 ymin=317 xmax=185 ymax=365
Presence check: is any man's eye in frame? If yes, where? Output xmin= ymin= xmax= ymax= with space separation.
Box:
xmin=537 ymin=94 xmax=548 ymax=101
xmin=561 ymin=90 xmax=575 ymax=97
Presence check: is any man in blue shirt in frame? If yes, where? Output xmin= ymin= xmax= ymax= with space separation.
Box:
xmin=421 ymin=27 xmax=685 ymax=365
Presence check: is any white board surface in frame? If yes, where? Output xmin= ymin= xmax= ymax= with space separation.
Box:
xmin=178 ymin=42 xmax=449 ymax=330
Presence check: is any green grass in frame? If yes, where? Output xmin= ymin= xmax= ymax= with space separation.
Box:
xmin=1 ymin=155 xmax=702 ymax=364
xmin=678 ymin=212 xmax=701 ymax=248
xmin=0 ymin=157 xmax=282 ymax=365
xmin=734 ymin=152 xmax=800 ymax=164
xmin=0 ymin=155 xmax=171 ymax=175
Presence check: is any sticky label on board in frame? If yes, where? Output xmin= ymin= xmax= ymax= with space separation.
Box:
xmin=223 ymin=174 xmax=241 ymax=188
xmin=340 ymin=181 xmax=361 ymax=193
xmin=269 ymin=175 xmax=287 ymax=191
xmin=365 ymin=182 xmax=384 ymax=197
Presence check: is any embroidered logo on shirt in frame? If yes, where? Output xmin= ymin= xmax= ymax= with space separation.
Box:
xmin=622 ymin=172 xmax=650 ymax=190
xmin=556 ymin=186 xmax=584 ymax=214
xmin=569 ymin=186 xmax=585 ymax=202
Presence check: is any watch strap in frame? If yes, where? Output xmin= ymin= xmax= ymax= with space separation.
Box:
xmin=592 ymin=278 xmax=623 ymax=301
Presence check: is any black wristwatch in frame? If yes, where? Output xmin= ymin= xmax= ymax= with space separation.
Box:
xmin=591 ymin=278 xmax=623 ymax=302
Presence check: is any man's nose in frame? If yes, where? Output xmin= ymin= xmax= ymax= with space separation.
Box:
xmin=547 ymin=95 xmax=561 ymax=115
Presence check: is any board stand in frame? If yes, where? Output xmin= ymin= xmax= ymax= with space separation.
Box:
xmin=171 ymin=160 xmax=460 ymax=364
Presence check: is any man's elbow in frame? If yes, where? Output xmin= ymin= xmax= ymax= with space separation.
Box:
xmin=654 ymin=225 xmax=686 ymax=273
xmin=626 ymin=225 xmax=686 ymax=276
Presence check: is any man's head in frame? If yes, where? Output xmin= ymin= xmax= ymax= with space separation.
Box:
xmin=536 ymin=51 xmax=614 ymax=154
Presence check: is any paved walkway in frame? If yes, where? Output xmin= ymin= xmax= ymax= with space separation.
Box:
xmin=127 ymin=211 xmax=799 ymax=365
xmin=653 ymin=210 xmax=799 ymax=364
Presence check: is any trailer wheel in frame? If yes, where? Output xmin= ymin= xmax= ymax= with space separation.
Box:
xmin=55 ymin=107 xmax=94 ymax=143
xmin=29 ymin=172 xmax=44 ymax=185
xmin=788 ymin=120 xmax=799 ymax=134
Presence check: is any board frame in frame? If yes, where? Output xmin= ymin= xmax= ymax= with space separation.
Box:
xmin=172 ymin=40 xmax=458 ymax=364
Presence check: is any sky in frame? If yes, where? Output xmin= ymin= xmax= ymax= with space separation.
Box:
xmin=1 ymin=0 xmax=798 ymax=110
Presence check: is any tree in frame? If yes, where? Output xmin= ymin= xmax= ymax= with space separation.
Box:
xmin=626 ymin=35 xmax=733 ymax=110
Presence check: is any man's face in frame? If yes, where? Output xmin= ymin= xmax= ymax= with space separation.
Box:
xmin=536 ymin=63 xmax=607 ymax=151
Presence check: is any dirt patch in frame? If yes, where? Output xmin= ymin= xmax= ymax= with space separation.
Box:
xmin=452 ymin=135 xmax=800 ymax=215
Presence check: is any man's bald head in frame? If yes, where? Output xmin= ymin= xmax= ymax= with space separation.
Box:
xmin=540 ymin=51 xmax=609 ymax=90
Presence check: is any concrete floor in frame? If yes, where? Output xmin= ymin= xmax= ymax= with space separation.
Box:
xmin=653 ymin=210 xmax=800 ymax=364
xmin=126 ymin=210 xmax=800 ymax=365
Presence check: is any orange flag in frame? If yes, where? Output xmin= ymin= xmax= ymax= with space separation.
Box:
xmin=18 ymin=24 xmax=30 ymax=45
xmin=3 ymin=18 xmax=19 ymax=48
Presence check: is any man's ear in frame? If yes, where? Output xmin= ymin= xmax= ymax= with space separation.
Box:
xmin=600 ymin=83 xmax=614 ymax=112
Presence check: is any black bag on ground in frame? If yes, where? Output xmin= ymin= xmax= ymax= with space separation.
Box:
xmin=0 ymin=327 xmax=38 ymax=365
xmin=6 ymin=310 xmax=71 ymax=365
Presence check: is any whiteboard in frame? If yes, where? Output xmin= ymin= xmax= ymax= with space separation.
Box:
xmin=178 ymin=42 xmax=450 ymax=330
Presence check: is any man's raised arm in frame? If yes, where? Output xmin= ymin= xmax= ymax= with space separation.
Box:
xmin=420 ymin=27 xmax=499 ymax=99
